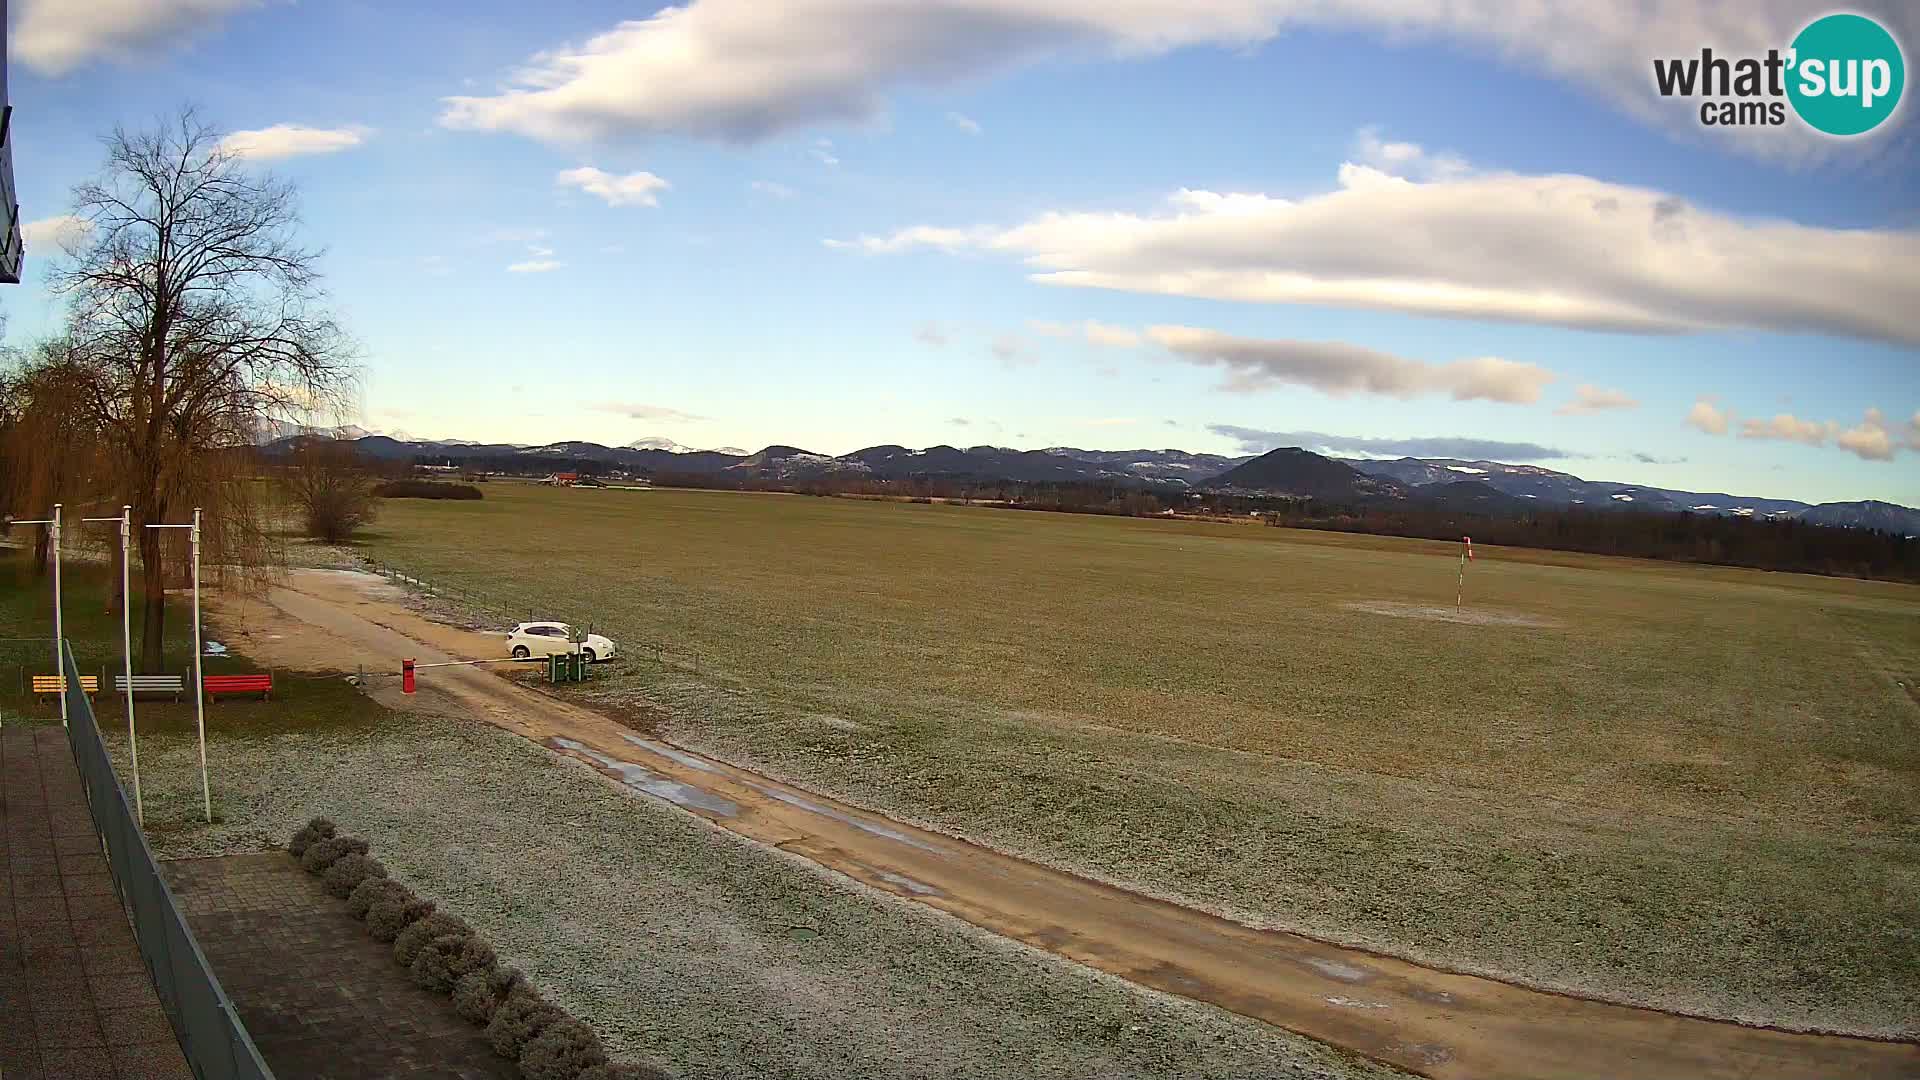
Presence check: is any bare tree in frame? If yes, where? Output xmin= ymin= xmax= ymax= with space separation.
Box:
xmin=52 ymin=108 xmax=355 ymax=669
xmin=0 ymin=340 xmax=112 ymax=579
xmin=284 ymin=440 xmax=378 ymax=544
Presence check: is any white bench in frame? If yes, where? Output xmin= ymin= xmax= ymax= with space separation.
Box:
xmin=113 ymin=673 xmax=187 ymax=701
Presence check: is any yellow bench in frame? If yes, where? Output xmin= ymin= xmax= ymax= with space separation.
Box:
xmin=31 ymin=674 xmax=99 ymax=701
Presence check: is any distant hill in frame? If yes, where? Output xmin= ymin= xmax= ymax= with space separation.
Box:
xmin=258 ymin=433 xmax=1916 ymax=536
xmin=1205 ymin=447 xmax=1404 ymax=499
xmin=1796 ymin=500 xmax=1920 ymax=536
xmin=1410 ymin=480 xmax=1532 ymax=512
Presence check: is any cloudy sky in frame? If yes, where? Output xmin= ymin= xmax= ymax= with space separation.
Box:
xmin=7 ymin=0 xmax=1918 ymax=504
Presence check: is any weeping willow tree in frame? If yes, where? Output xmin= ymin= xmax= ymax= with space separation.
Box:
xmin=42 ymin=107 xmax=356 ymax=669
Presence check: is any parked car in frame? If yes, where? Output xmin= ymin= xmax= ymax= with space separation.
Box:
xmin=506 ymin=622 xmax=616 ymax=662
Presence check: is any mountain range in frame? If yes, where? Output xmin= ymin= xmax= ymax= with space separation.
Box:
xmin=267 ymin=433 xmax=1920 ymax=537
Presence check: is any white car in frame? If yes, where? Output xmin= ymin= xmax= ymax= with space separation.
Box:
xmin=506 ymin=622 xmax=616 ymax=663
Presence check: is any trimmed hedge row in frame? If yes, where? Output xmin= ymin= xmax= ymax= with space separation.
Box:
xmin=289 ymin=818 xmax=667 ymax=1080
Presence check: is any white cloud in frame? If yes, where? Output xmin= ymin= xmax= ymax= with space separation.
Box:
xmin=810 ymin=139 xmax=841 ymax=167
xmin=14 ymin=0 xmax=257 ymax=75
xmin=1835 ymin=410 xmax=1896 ymax=461
xmin=507 ymin=259 xmax=563 ymax=273
xmin=556 ymin=166 xmax=670 ymax=207
xmin=220 ymin=125 xmax=367 ymax=161
xmin=1555 ymin=384 xmax=1639 ymax=416
xmin=21 ymin=215 xmax=92 ymax=254
xmin=433 ymin=1 xmax=1912 ymax=162
xmin=1689 ymin=400 xmax=1914 ymax=460
xmin=1352 ymin=126 xmax=1466 ymax=180
xmin=1028 ymin=319 xmax=1141 ymax=347
xmin=590 ymin=402 xmax=708 ymax=422
xmin=1084 ymin=321 xmax=1141 ymax=348
xmin=750 ymin=180 xmax=796 ymax=199
xmin=949 ymin=111 xmax=982 ymax=135
xmin=1739 ymin=413 xmax=1834 ymax=446
xmin=826 ymin=226 xmax=987 ymax=254
xmin=1686 ymin=397 xmax=1730 ymax=436
xmin=837 ymin=149 xmax=1920 ymax=345
xmin=1147 ymin=326 xmax=1556 ymax=404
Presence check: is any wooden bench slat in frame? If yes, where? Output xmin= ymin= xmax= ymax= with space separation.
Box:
xmin=203 ymin=673 xmax=273 ymax=700
xmin=31 ymin=675 xmax=99 ymax=693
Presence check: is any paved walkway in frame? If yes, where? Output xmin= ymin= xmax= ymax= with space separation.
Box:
xmin=0 ymin=725 xmax=193 ymax=1080
xmin=163 ymin=852 xmax=517 ymax=1080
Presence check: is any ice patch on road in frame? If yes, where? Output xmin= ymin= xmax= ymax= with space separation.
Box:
xmin=552 ymin=737 xmax=739 ymax=817
xmin=742 ymin=781 xmax=944 ymax=854
xmin=1324 ymin=996 xmax=1390 ymax=1010
xmin=1306 ymin=957 xmax=1375 ymax=983
xmin=622 ymin=734 xmax=722 ymax=774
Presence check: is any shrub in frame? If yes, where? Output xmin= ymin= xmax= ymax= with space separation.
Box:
xmin=579 ymin=1066 xmax=671 ymax=1080
xmin=367 ymin=892 xmax=435 ymax=943
xmin=394 ymin=912 xmax=472 ymax=967
xmin=300 ymin=834 xmax=368 ymax=874
xmin=453 ymin=965 xmax=523 ymax=1025
xmin=322 ymin=853 xmax=386 ymax=898
xmin=409 ymin=933 xmax=471 ymax=994
xmin=486 ymin=987 xmax=562 ymax=1059
xmin=372 ymin=479 xmax=483 ymax=500
xmin=287 ymin=817 xmax=336 ymax=857
xmin=347 ymin=876 xmax=408 ymax=920
xmin=518 ymin=1017 xmax=608 ymax=1080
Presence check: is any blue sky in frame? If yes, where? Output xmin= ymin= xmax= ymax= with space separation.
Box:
xmin=7 ymin=1 xmax=1918 ymax=505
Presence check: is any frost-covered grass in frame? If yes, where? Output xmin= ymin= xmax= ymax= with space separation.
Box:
xmin=111 ymin=715 xmax=1397 ymax=1080
xmin=360 ymin=485 xmax=1920 ymax=1037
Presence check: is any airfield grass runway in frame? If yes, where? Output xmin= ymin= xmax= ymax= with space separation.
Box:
xmin=363 ymin=482 xmax=1920 ymax=1037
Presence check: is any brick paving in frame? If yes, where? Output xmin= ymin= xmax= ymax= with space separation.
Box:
xmin=163 ymin=852 xmax=520 ymax=1080
xmin=1 ymin=725 xmax=194 ymax=1080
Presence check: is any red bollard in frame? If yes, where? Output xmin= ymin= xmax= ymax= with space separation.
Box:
xmin=402 ymin=658 xmax=416 ymax=695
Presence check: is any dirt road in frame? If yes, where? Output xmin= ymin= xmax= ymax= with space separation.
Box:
xmin=218 ymin=569 xmax=1918 ymax=1080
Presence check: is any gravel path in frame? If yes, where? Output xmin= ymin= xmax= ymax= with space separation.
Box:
xmin=113 ymin=716 xmax=1397 ymax=1080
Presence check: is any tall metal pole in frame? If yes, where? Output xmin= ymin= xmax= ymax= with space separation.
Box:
xmin=121 ymin=505 xmax=142 ymax=826
xmin=52 ymin=505 xmax=65 ymax=728
xmin=191 ymin=507 xmax=210 ymax=822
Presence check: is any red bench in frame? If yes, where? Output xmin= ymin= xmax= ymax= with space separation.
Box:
xmin=203 ymin=673 xmax=273 ymax=701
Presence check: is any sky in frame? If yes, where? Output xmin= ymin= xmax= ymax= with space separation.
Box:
xmin=5 ymin=0 xmax=1918 ymax=506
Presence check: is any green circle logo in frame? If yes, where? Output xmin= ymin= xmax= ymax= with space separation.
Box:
xmin=1787 ymin=13 xmax=1905 ymax=135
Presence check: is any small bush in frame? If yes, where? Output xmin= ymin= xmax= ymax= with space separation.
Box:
xmin=300 ymin=834 xmax=368 ymax=874
xmin=395 ymin=912 xmax=472 ymax=967
xmin=367 ymin=892 xmax=435 ymax=942
xmin=372 ymin=479 xmax=484 ymax=500
xmin=518 ymin=1017 xmax=608 ymax=1080
xmin=453 ymin=966 xmax=523 ymax=1025
xmin=579 ymin=1065 xmax=671 ymax=1080
xmin=486 ymin=987 xmax=562 ymax=1059
xmin=347 ymin=876 xmax=408 ymax=920
xmin=322 ymin=853 xmax=386 ymax=898
xmin=287 ymin=817 xmax=337 ymax=857
xmin=409 ymin=933 xmax=473 ymax=994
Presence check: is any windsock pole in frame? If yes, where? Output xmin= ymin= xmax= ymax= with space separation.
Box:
xmin=1456 ymin=535 xmax=1473 ymax=613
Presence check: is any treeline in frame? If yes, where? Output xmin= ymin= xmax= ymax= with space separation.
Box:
xmin=1261 ymin=501 xmax=1920 ymax=582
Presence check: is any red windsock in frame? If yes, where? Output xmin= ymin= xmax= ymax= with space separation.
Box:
xmin=1463 ymin=536 xmax=1474 ymax=560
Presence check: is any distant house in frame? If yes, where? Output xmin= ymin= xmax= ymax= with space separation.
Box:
xmin=540 ymin=472 xmax=580 ymax=487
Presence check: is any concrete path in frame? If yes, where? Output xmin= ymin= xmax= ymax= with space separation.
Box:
xmin=226 ymin=570 xmax=1920 ymax=1080
xmin=0 ymin=726 xmax=193 ymax=1080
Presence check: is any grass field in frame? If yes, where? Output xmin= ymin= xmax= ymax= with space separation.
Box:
xmin=359 ymin=484 xmax=1920 ymax=1035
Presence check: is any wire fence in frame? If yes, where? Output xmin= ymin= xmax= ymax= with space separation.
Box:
xmin=360 ymin=558 xmax=710 ymax=676
xmin=60 ymin=638 xmax=275 ymax=1079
